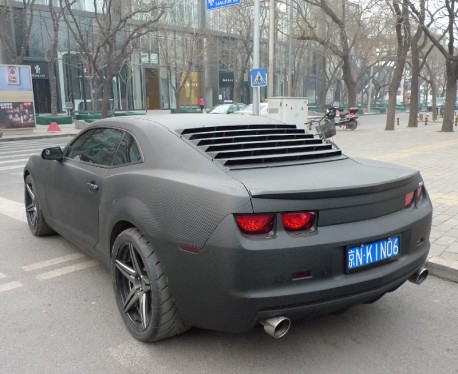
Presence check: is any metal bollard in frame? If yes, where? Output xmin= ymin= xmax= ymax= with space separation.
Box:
xmin=397 ymin=117 xmax=399 ymax=126
xmin=455 ymin=116 xmax=458 ymax=126
xmin=425 ymin=117 xmax=428 ymax=126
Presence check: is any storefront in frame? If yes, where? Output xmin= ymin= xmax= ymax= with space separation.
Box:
xmin=219 ymin=71 xmax=234 ymax=102
xmin=25 ymin=61 xmax=51 ymax=114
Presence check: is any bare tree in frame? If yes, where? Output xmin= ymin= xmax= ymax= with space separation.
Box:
xmin=40 ymin=0 xmax=63 ymax=116
xmin=0 ymin=0 xmax=35 ymax=64
xmin=408 ymin=0 xmax=458 ymax=132
xmin=216 ymin=1 xmax=259 ymax=103
xmin=385 ymin=0 xmax=411 ymax=131
xmin=60 ymin=0 xmax=165 ymax=118
xmin=407 ymin=0 xmax=426 ymax=127
xmin=158 ymin=28 xmax=207 ymax=112
xmin=295 ymin=0 xmax=371 ymax=108
xmin=408 ymin=12 xmax=436 ymax=127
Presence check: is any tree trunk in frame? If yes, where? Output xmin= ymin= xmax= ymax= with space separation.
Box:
xmin=101 ymin=76 xmax=113 ymax=118
xmin=386 ymin=0 xmax=410 ymax=131
xmin=408 ymin=33 xmax=421 ymax=127
xmin=442 ymin=61 xmax=458 ymax=132
xmin=385 ymin=60 xmax=405 ymax=130
xmin=386 ymin=54 xmax=407 ymax=130
xmin=233 ymin=69 xmax=244 ymax=103
xmin=175 ymin=87 xmax=182 ymax=112
xmin=341 ymin=55 xmax=357 ymax=108
xmin=49 ymin=58 xmax=58 ymax=116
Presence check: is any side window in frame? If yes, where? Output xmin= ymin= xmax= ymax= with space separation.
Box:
xmin=112 ymin=132 xmax=142 ymax=167
xmin=66 ymin=128 xmax=124 ymax=167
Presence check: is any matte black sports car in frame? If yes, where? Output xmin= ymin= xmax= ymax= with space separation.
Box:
xmin=24 ymin=114 xmax=432 ymax=341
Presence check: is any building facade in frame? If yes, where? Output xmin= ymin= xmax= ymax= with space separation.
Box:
xmin=0 ymin=0 xmax=320 ymax=114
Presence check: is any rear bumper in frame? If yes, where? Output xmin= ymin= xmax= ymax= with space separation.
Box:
xmin=158 ymin=201 xmax=432 ymax=334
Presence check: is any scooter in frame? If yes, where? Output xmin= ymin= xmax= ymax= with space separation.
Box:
xmin=307 ymin=103 xmax=359 ymax=140
xmin=335 ymin=106 xmax=359 ymax=130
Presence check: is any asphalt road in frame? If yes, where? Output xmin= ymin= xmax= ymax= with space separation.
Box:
xmin=0 ymin=136 xmax=457 ymax=374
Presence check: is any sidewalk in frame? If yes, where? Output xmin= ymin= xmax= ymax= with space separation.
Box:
xmin=334 ymin=113 xmax=458 ymax=283
xmin=0 ymin=123 xmax=80 ymax=141
xmin=1 ymin=114 xmax=457 ymax=283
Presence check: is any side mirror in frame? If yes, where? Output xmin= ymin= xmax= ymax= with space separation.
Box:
xmin=41 ymin=147 xmax=63 ymax=161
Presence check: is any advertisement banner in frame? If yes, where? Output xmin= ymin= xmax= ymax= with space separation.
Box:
xmin=0 ymin=65 xmax=35 ymax=129
xmin=0 ymin=101 xmax=35 ymax=129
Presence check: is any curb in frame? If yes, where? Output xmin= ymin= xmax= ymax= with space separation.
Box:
xmin=426 ymin=257 xmax=458 ymax=283
xmin=0 ymin=133 xmax=77 ymax=142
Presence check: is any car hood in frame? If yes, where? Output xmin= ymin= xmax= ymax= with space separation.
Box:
xmin=229 ymin=157 xmax=421 ymax=200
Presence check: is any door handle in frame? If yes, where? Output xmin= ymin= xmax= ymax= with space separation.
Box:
xmin=86 ymin=182 xmax=99 ymax=192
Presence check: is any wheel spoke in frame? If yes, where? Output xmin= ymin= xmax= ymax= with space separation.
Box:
xmin=115 ymin=259 xmax=136 ymax=282
xmin=26 ymin=184 xmax=35 ymax=201
xmin=123 ymin=288 xmax=140 ymax=313
xmin=142 ymin=276 xmax=151 ymax=293
xmin=30 ymin=211 xmax=37 ymax=226
xmin=26 ymin=203 xmax=36 ymax=213
xmin=130 ymin=244 xmax=144 ymax=277
xmin=139 ymin=292 xmax=149 ymax=329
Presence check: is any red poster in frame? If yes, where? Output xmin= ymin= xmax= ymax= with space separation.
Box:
xmin=0 ymin=102 xmax=35 ymax=129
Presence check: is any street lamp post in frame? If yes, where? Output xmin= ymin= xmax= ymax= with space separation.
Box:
xmin=368 ymin=64 xmax=373 ymax=113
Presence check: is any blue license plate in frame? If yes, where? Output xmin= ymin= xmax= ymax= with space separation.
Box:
xmin=346 ymin=236 xmax=400 ymax=272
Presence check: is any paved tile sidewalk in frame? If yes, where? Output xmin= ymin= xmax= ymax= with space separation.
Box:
xmin=334 ymin=113 xmax=458 ymax=282
xmin=1 ymin=113 xmax=457 ymax=282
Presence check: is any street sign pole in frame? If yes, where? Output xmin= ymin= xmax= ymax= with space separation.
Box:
xmin=253 ymin=0 xmax=260 ymax=116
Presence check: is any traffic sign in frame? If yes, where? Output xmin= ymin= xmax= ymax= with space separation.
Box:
xmin=207 ymin=0 xmax=241 ymax=10
xmin=251 ymin=68 xmax=267 ymax=87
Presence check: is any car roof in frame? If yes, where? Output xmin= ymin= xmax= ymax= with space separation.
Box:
xmin=91 ymin=114 xmax=345 ymax=170
xmin=97 ymin=113 xmax=283 ymax=132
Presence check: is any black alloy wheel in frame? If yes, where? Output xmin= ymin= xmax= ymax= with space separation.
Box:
xmin=112 ymin=228 xmax=187 ymax=342
xmin=24 ymin=174 xmax=54 ymax=236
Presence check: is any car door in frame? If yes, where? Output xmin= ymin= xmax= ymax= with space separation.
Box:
xmin=44 ymin=127 xmax=124 ymax=251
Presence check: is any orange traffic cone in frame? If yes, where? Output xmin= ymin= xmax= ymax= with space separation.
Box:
xmin=47 ymin=121 xmax=62 ymax=133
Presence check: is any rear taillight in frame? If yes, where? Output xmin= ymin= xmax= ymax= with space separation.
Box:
xmin=281 ymin=211 xmax=316 ymax=231
xmin=405 ymin=191 xmax=415 ymax=208
xmin=235 ymin=214 xmax=275 ymax=234
xmin=405 ymin=183 xmax=425 ymax=208
xmin=416 ymin=185 xmax=424 ymax=200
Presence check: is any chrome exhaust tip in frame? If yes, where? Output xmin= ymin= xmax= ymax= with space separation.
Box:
xmin=261 ymin=316 xmax=291 ymax=338
xmin=409 ymin=267 xmax=429 ymax=285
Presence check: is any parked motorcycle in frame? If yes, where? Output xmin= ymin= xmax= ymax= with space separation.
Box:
xmin=306 ymin=102 xmax=358 ymax=141
xmin=329 ymin=103 xmax=359 ymax=130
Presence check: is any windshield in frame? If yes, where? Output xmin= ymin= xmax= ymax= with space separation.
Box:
xmin=209 ymin=104 xmax=232 ymax=114
xmin=240 ymin=103 xmax=267 ymax=113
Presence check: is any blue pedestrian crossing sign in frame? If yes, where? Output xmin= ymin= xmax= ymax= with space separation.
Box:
xmin=207 ymin=0 xmax=240 ymax=10
xmin=251 ymin=68 xmax=267 ymax=87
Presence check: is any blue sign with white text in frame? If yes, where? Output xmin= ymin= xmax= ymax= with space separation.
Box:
xmin=207 ymin=0 xmax=241 ymax=10
xmin=251 ymin=68 xmax=267 ymax=87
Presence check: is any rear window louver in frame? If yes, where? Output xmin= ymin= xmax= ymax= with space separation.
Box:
xmin=179 ymin=124 xmax=344 ymax=169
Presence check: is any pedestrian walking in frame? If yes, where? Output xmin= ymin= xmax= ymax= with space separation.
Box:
xmin=199 ymin=96 xmax=205 ymax=112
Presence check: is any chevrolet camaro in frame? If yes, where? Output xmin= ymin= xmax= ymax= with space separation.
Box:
xmin=23 ymin=114 xmax=432 ymax=341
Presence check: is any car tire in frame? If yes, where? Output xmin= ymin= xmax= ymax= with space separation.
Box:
xmin=24 ymin=174 xmax=55 ymax=236
xmin=112 ymin=228 xmax=188 ymax=342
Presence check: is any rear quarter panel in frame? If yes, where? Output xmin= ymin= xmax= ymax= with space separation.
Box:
xmin=98 ymin=123 xmax=252 ymax=264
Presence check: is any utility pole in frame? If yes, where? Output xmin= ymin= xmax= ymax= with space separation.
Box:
xmin=287 ymin=0 xmax=293 ymax=96
xmin=268 ymin=0 xmax=275 ymax=98
xmin=368 ymin=64 xmax=373 ymax=113
xmin=253 ymin=0 xmax=260 ymax=115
